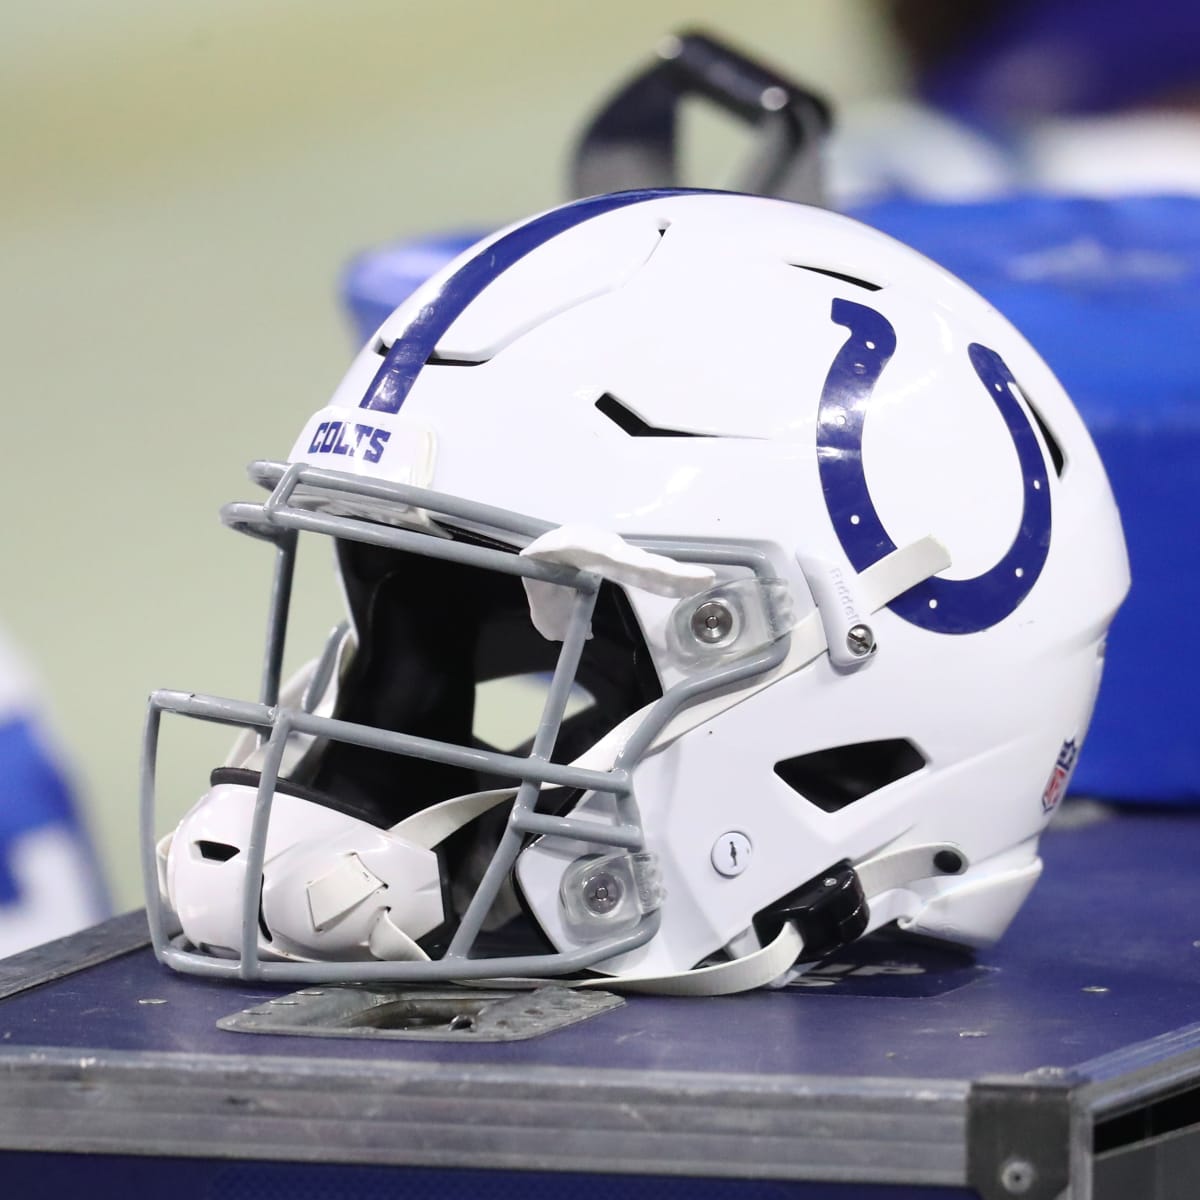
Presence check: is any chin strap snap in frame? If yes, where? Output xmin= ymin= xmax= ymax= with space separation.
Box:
xmin=797 ymin=535 xmax=951 ymax=668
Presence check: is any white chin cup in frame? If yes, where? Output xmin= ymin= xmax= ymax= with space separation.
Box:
xmin=166 ymin=784 xmax=445 ymax=961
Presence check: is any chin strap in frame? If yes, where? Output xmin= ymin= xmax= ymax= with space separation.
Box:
xmin=568 ymin=840 xmax=968 ymax=997
xmin=369 ymin=910 xmax=431 ymax=961
xmin=855 ymin=841 xmax=967 ymax=895
xmin=390 ymin=786 xmax=516 ymax=848
xmin=344 ymin=789 xmax=520 ymax=964
xmin=797 ymin=535 xmax=951 ymax=669
xmin=576 ymin=922 xmax=806 ymax=996
xmin=367 ymin=838 xmax=968 ymax=990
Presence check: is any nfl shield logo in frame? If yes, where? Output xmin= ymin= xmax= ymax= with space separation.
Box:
xmin=1042 ymin=739 xmax=1079 ymax=814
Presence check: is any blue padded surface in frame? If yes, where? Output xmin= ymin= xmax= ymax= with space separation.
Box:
xmin=1 ymin=805 xmax=1195 ymax=1084
xmin=857 ymin=196 xmax=1200 ymax=804
xmin=342 ymin=196 xmax=1200 ymax=801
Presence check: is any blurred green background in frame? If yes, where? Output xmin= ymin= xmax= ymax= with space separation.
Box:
xmin=1 ymin=1 xmax=903 ymax=909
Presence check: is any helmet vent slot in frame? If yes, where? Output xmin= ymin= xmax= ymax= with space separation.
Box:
xmin=1021 ymin=388 xmax=1066 ymax=478
xmin=257 ymin=880 xmax=273 ymax=943
xmin=370 ymin=335 xmax=487 ymax=368
xmin=774 ymin=739 xmax=925 ymax=813
xmin=196 ymin=840 xmax=239 ymax=863
xmin=594 ymin=393 xmax=708 ymax=438
xmin=426 ymin=352 xmax=486 ymax=367
xmin=792 ymin=264 xmax=881 ymax=292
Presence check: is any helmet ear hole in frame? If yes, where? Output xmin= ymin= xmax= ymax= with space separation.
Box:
xmin=774 ymin=740 xmax=926 ymax=814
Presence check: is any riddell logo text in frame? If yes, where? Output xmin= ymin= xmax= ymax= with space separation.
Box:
xmin=308 ymin=421 xmax=391 ymax=463
xmin=829 ymin=566 xmax=861 ymax=623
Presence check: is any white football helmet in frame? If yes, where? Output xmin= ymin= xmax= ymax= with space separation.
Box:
xmin=143 ymin=190 xmax=1128 ymax=994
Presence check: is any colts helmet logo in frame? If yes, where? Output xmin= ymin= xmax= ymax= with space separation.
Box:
xmin=816 ymin=299 xmax=1053 ymax=635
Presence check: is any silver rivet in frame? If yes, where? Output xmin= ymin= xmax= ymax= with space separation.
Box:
xmin=691 ymin=599 xmax=735 ymax=644
xmin=846 ymin=624 xmax=875 ymax=657
xmin=582 ymin=871 xmax=622 ymax=914
xmin=657 ymin=34 xmax=683 ymax=60
xmin=1000 ymin=1158 xmax=1036 ymax=1194
xmin=760 ymin=85 xmax=788 ymax=111
xmin=712 ymin=831 xmax=752 ymax=877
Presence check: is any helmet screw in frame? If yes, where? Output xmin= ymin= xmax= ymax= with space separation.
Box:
xmin=846 ymin=624 xmax=876 ymax=657
xmin=691 ymin=599 xmax=735 ymax=644
xmin=582 ymin=871 xmax=623 ymax=915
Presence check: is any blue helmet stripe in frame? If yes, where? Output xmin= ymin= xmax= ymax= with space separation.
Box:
xmin=361 ymin=189 xmax=694 ymax=413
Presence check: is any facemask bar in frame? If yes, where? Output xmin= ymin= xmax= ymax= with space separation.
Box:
xmin=141 ymin=460 xmax=791 ymax=984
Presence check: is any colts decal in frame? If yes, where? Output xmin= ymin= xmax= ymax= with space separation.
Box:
xmin=308 ymin=420 xmax=391 ymax=464
xmin=816 ymin=298 xmax=1053 ymax=635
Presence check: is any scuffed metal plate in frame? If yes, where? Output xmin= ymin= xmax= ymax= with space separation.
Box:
xmin=219 ymin=983 xmax=623 ymax=1042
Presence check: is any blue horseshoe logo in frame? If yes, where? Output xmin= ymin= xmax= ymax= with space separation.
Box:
xmin=816 ymin=298 xmax=1052 ymax=635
